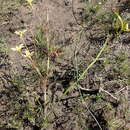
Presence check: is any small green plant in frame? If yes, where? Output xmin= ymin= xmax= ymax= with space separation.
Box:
xmin=84 ymin=2 xmax=103 ymax=24
xmin=0 ymin=37 xmax=8 ymax=53
xmin=112 ymin=9 xmax=130 ymax=33
xmin=26 ymin=0 xmax=33 ymax=7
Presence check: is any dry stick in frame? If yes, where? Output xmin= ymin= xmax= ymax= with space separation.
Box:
xmin=115 ymin=87 xmax=126 ymax=94
xmin=82 ymin=100 xmax=103 ymax=130
xmin=79 ymin=83 xmax=119 ymax=101
xmin=99 ymin=87 xmax=118 ymax=101
xmin=43 ymin=5 xmax=50 ymax=119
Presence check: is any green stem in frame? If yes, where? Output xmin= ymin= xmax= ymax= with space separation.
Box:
xmin=113 ymin=10 xmax=124 ymax=31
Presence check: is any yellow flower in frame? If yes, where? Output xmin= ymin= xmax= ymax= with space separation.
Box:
xmin=11 ymin=44 xmax=24 ymax=52
xmin=24 ymin=49 xmax=33 ymax=59
xmin=125 ymin=23 xmax=130 ymax=31
xmin=98 ymin=2 xmax=102 ymax=5
xmin=15 ymin=29 xmax=27 ymax=39
xmin=26 ymin=0 xmax=33 ymax=7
